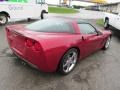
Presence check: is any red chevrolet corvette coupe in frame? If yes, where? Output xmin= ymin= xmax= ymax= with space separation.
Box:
xmin=5 ymin=18 xmax=112 ymax=74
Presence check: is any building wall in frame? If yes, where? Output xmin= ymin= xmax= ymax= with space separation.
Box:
xmin=90 ymin=3 xmax=120 ymax=14
xmin=100 ymin=4 xmax=118 ymax=13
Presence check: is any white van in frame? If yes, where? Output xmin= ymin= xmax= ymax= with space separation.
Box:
xmin=104 ymin=12 xmax=120 ymax=30
xmin=0 ymin=0 xmax=48 ymax=25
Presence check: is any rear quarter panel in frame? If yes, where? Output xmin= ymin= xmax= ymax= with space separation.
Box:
xmin=37 ymin=33 xmax=84 ymax=72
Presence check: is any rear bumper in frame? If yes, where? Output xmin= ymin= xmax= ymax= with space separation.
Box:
xmin=11 ymin=47 xmax=55 ymax=72
xmin=13 ymin=50 xmax=38 ymax=69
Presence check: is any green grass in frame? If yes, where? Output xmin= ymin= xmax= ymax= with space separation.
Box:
xmin=96 ymin=19 xmax=104 ymax=27
xmin=48 ymin=6 xmax=79 ymax=14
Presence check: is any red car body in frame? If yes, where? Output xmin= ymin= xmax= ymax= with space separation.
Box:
xmin=5 ymin=19 xmax=111 ymax=72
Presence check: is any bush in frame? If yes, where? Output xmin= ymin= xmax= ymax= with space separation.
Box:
xmin=73 ymin=5 xmax=84 ymax=9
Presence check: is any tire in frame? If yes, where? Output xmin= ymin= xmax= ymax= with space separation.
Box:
xmin=104 ymin=19 xmax=109 ymax=29
xmin=102 ymin=36 xmax=111 ymax=50
xmin=27 ymin=18 xmax=31 ymax=22
xmin=41 ymin=11 xmax=45 ymax=19
xmin=0 ymin=14 xmax=8 ymax=25
xmin=59 ymin=48 xmax=79 ymax=75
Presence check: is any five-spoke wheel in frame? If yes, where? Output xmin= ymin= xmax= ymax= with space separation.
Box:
xmin=59 ymin=48 xmax=79 ymax=74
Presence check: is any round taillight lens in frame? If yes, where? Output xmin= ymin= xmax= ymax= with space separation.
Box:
xmin=34 ymin=42 xmax=41 ymax=51
xmin=26 ymin=39 xmax=34 ymax=47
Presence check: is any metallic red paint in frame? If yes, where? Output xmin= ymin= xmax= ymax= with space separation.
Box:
xmin=5 ymin=21 xmax=111 ymax=72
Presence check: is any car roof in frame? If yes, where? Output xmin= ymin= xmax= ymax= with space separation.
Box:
xmin=26 ymin=18 xmax=90 ymax=34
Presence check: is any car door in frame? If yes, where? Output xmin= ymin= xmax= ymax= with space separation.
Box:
xmin=35 ymin=0 xmax=43 ymax=17
xmin=77 ymin=23 xmax=103 ymax=56
xmin=116 ymin=13 xmax=120 ymax=30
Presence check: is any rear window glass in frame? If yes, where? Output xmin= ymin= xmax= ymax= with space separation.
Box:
xmin=26 ymin=19 xmax=74 ymax=33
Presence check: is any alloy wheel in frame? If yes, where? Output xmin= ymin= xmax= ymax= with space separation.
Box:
xmin=105 ymin=37 xmax=111 ymax=49
xmin=63 ymin=51 xmax=78 ymax=73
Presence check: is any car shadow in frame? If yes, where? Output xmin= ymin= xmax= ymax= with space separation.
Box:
xmin=108 ymin=26 xmax=120 ymax=42
xmin=12 ymin=56 xmax=62 ymax=76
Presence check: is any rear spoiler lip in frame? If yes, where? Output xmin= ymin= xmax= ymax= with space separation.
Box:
xmin=8 ymin=28 xmax=40 ymax=43
xmin=11 ymin=29 xmax=24 ymax=37
xmin=5 ymin=24 xmax=27 ymax=31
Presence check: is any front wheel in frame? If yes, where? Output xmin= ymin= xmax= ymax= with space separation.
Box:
xmin=103 ymin=36 xmax=111 ymax=50
xmin=0 ymin=14 xmax=8 ymax=25
xmin=59 ymin=48 xmax=79 ymax=75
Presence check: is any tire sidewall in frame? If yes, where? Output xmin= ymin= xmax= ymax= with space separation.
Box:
xmin=59 ymin=48 xmax=79 ymax=75
xmin=41 ymin=11 xmax=45 ymax=19
xmin=104 ymin=19 xmax=109 ymax=29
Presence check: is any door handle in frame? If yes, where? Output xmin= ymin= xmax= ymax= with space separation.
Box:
xmin=82 ymin=36 xmax=84 ymax=40
xmin=82 ymin=36 xmax=88 ymax=41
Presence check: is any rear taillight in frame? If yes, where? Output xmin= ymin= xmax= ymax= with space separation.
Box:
xmin=25 ymin=38 xmax=41 ymax=52
xmin=25 ymin=39 xmax=34 ymax=47
xmin=33 ymin=42 xmax=41 ymax=51
xmin=6 ymin=27 xmax=10 ymax=32
xmin=6 ymin=27 xmax=10 ymax=35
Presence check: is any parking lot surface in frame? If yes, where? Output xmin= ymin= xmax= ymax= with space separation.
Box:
xmin=0 ymin=18 xmax=120 ymax=90
xmin=47 ymin=9 xmax=104 ymax=19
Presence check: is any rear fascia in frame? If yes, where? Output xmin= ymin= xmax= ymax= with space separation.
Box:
xmin=5 ymin=27 xmax=51 ymax=72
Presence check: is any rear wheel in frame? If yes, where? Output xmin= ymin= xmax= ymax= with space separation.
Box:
xmin=104 ymin=19 xmax=109 ymax=29
xmin=27 ymin=18 xmax=31 ymax=22
xmin=0 ymin=14 xmax=8 ymax=25
xmin=59 ymin=48 xmax=79 ymax=75
xmin=41 ymin=11 xmax=46 ymax=19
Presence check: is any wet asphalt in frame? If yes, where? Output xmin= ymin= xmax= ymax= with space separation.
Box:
xmin=0 ymin=18 xmax=120 ymax=90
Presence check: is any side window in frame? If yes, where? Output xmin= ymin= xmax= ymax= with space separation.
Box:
xmin=78 ymin=23 xmax=97 ymax=34
xmin=36 ymin=0 xmax=45 ymax=4
xmin=36 ymin=0 xmax=41 ymax=4
xmin=41 ymin=0 xmax=45 ymax=4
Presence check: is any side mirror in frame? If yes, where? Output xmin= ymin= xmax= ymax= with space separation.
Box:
xmin=97 ymin=30 xmax=103 ymax=35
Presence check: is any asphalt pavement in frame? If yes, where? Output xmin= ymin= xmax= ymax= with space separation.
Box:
xmin=0 ymin=13 xmax=120 ymax=90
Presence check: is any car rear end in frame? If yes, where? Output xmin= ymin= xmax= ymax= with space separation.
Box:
xmin=5 ymin=19 xmax=78 ymax=73
xmin=5 ymin=25 xmax=49 ymax=72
